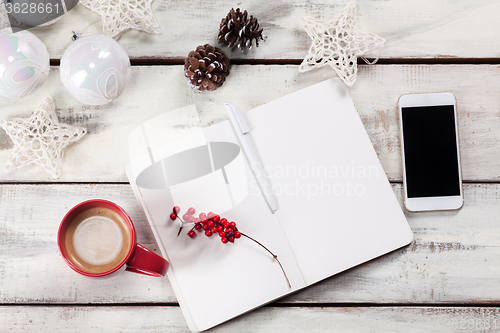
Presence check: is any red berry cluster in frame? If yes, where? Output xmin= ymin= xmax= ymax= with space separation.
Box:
xmin=171 ymin=206 xmax=242 ymax=244
xmin=170 ymin=206 xmax=291 ymax=288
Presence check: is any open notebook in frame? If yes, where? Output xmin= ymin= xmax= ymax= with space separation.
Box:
xmin=126 ymin=78 xmax=413 ymax=332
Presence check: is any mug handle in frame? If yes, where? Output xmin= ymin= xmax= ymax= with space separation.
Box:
xmin=126 ymin=243 xmax=169 ymax=277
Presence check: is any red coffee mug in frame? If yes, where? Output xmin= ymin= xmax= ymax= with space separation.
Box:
xmin=58 ymin=199 xmax=169 ymax=277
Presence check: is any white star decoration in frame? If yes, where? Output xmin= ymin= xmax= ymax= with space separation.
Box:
xmin=80 ymin=0 xmax=161 ymax=38
xmin=299 ymin=2 xmax=385 ymax=87
xmin=0 ymin=96 xmax=87 ymax=179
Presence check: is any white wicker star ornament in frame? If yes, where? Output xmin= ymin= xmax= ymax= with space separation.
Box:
xmin=80 ymin=0 xmax=161 ymax=38
xmin=0 ymin=96 xmax=87 ymax=179
xmin=299 ymin=2 xmax=385 ymax=87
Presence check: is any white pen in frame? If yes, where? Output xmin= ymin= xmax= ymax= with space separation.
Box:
xmin=224 ymin=102 xmax=278 ymax=213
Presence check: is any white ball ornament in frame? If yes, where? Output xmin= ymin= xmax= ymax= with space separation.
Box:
xmin=60 ymin=34 xmax=131 ymax=106
xmin=0 ymin=30 xmax=50 ymax=99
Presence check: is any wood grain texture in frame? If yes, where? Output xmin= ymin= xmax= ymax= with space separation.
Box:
xmin=0 ymin=184 xmax=175 ymax=304
xmin=1 ymin=183 xmax=500 ymax=304
xmin=2 ymin=306 xmax=500 ymax=332
xmin=0 ymin=65 xmax=499 ymax=182
xmin=25 ymin=0 xmax=500 ymax=60
xmin=1 ymin=0 xmax=498 ymax=330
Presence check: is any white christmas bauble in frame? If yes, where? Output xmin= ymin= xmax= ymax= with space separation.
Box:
xmin=60 ymin=34 xmax=131 ymax=106
xmin=0 ymin=30 xmax=50 ymax=99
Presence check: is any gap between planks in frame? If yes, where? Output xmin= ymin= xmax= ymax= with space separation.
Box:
xmin=1 ymin=181 xmax=499 ymax=185
xmin=49 ymin=58 xmax=500 ymax=67
xmin=2 ymin=303 xmax=500 ymax=308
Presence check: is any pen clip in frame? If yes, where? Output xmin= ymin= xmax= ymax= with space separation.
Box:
xmin=225 ymin=102 xmax=250 ymax=134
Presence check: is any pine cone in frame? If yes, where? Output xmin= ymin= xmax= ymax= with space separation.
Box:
xmin=184 ymin=44 xmax=230 ymax=92
xmin=218 ymin=8 xmax=267 ymax=51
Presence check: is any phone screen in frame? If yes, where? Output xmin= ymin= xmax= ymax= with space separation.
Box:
xmin=401 ymin=105 xmax=461 ymax=198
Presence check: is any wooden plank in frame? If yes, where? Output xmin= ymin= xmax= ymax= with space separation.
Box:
xmin=25 ymin=0 xmax=500 ymax=60
xmin=2 ymin=306 xmax=500 ymax=332
xmin=0 ymin=65 xmax=499 ymax=182
xmin=0 ymin=184 xmax=176 ymax=304
xmin=1 ymin=183 xmax=500 ymax=304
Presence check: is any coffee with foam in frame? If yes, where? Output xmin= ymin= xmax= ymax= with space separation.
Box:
xmin=64 ymin=207 xmax=132 ymax=274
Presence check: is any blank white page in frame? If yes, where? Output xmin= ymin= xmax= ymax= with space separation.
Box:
xmin=127 ymin=120 xmax=306 ymax=332
xmin=244 ymin=78 xmax=413 ymax=286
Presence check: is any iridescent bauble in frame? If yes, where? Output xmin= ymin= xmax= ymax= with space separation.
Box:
xmin=0 ymin=30 xmax=50 ymax=99
xmin=60 ymin=34 xmax=131 ymax=106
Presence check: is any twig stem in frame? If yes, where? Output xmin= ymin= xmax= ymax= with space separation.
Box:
xmin=241 ymin=232 xmax=291 ymax=288
xmin=176 ymin=216 xmax=184 ymax=236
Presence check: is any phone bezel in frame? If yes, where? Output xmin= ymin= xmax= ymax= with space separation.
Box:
xmin=398 ymin=93 xmax=463 ymax=212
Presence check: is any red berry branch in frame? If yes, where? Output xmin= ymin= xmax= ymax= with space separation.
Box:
xmin=170 ymin=206 xmax=291 ymax=288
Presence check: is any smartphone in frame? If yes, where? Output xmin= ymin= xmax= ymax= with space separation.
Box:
xmin=398 ymin=93 xmax=463 ymax=212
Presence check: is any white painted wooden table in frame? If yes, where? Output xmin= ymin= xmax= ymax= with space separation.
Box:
xmin=1 ymin=1 xmax=500 ymax=331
